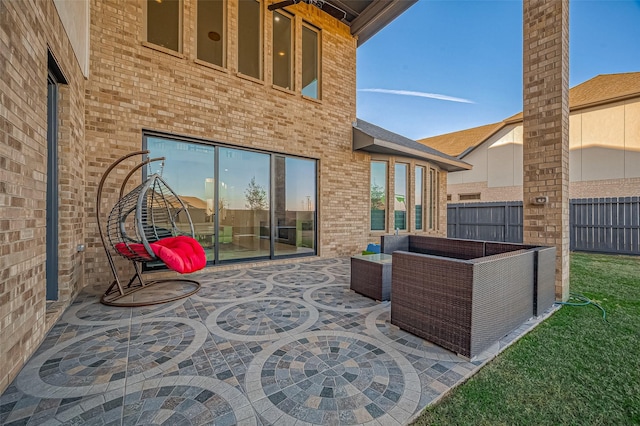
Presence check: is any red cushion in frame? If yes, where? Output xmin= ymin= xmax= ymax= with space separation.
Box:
xmin=114 ymin=236 xmax=206 ymax=274
xmin=114 ymin=242 xmax=154 ymax=260
xmin=150 ymin=236 xmax=207 ymax=274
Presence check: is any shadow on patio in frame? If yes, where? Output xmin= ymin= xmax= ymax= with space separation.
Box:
xmin=0 ymin=257 xmax=554 ymax=426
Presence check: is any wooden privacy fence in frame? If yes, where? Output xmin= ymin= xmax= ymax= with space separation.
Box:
xmin=571 ymin=197 xmax=640 ymax=255
xmin=447 ymin=201 xmax=523 ymax=243
xmin=447 ymin=197 xmax=640 ymax=255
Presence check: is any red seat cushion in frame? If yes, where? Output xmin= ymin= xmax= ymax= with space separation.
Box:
xmin=114 ymin=236 xmax=206 ymax=274
xmin=151 ymin=236 xmax=207 ymax=273
xmin=114 ymin=242 xmax=154 ymax=260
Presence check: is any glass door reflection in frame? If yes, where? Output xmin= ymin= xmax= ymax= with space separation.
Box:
xmin=146 ymin=137 xmax=216 ymax=262
xmin=218 ymin=147 xmax=271 ymax=261
xmin=274 ymin=156 xmax=316 ymax=256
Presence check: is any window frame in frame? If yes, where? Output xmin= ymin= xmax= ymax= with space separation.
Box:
xmin=272 ymin=10 xmax=294 ymax=90
xmin=459 ymin=193 xmax=481 ymax=201
xmin=370 ymin=161 xmax=388 ymax=232
xmin=301 ymin=21 xmax=321 ymax=99
xmin=196 ymin=0 xmax=226 ymax=68
xmin=394 ymin=163 xmax=408 ymax=231
xmin=414 ymin=165 xmax=425 ymax=231
xmin=428 ymin=167 xmax=439 ymax=230
xmin=144 ymin=0 xmax=183 ymax=53
xmin=142 ymin=130 xmax=318 ymax=268
xmin=237 ymin=0 xmax=264 ymax=80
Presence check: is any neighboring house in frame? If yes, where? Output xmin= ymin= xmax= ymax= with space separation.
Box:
xmin=419 ymin=72 xmax=640 ymax=203
xmin=1 ymin=0 xmax=474 ymax=394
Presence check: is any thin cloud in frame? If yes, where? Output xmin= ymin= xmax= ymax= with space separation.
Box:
xmin=358 ymin=88 xmax=475 ymax=104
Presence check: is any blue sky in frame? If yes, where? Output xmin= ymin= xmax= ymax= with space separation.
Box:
xmin=356 ymin=0 xmax=640 ymax=140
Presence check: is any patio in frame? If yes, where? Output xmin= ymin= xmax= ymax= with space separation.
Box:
xmin=0 ymin=257 xmax=554 ymax=426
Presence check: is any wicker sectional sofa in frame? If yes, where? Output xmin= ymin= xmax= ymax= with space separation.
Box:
xmin=381 ymin=235 xmax=556 ymax=359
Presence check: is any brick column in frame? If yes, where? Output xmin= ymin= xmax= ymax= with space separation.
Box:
xmin=523 ymin=0 xmax=570 ymax=301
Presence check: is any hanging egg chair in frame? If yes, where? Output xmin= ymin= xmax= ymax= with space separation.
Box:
xmin=97 ymin=150 xmax=205 ymax=306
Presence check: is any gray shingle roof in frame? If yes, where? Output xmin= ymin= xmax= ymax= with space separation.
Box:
xmin=353 ymin=119 xmax=471 ymax=172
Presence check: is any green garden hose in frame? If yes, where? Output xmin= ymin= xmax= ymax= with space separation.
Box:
xmin=556 ymin=292 xmax=607 ymax=321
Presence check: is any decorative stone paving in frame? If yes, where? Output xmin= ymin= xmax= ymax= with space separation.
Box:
xmin=245 ymin=332 xmax=420 ymax=426
xmin=62 ymin=298 xmax=186 ymax=326
xmin=193 ymin=278 xmax=274 ymax=303
xmin=15 ymin=318 xmax=208 ymax=398
xmin=304 ymin=285 xmax=382 ymax=313
xmin=267 ymin=270 xmax=335 ymax=287
xmin=321 ymin=262 xmax=352 ymax=277
xmin=0 ymin=256 xmax=556 ymax=425
xmin=206 ymin=298 xmax=319 ymax=342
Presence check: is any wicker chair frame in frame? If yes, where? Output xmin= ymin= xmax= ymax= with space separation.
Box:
xmin=96 ymin=151 xmax=201 ymax=306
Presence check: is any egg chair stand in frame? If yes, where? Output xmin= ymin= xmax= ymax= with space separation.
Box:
xmin=97 ymin=150 xmax=205 ymax=307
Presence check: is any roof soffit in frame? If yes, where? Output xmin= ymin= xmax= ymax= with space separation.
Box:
xmin=275 ymin=0 xmax=417 ymax=46
xmin=353 ymin=124 xmax=472 ymax=172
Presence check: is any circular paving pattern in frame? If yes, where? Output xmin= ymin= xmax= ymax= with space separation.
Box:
xmin=303 ymin=285 xmax=383 ymax=313
xmin=50 ymin=376 xmax=256 ymax=426
xmin=322 ymin=262 xmax=351 ymax=277
xmin=246 ymin=331 xmax=420 ymax=425
xmin=365 ymin=309 xmax=466 ymax=362
xmin=249 ymin=263 xmax=300 ymax=274
xmin=192 ymin=278 xmax=273 ymax=303
xmin=267 ymin=270 xmax=335 ymax=287
xmin=205 ymin=297 xmax=319 ymax=342
xmin=301 ymin=258 xmax=343 ymax=266
xmin=62 ymin=299 xmax=186 ymax=326
xmin=195 ymin=268 xmax=247 ymax=282
xmin=16 ymin=318 xmax=208 ymax=398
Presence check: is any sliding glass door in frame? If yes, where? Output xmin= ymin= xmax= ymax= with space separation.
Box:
xmin=146 ymin=137 xmax=217 ymax=261
xmin=145 ymin=134 xmax=316 ymax=265
xmin=274 ymin=156 xmax=316 ymax=256
xmin=218 ymin=147 xmax=271 ymax=261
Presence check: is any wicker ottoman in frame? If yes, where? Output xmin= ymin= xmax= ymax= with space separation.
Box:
xmin=350 ymin=253 xmax=392 ymax=301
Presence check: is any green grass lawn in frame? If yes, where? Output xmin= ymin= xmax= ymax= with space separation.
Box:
xmin=413 ymin=252 xmax=640 ymax=426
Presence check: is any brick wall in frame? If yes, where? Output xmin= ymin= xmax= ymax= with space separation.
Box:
xmin=570 ymin=178 xmax=640 ymax=199
xmin=83 ymin=0 xmax=368 ymax=286
xmin=446 ymin=182 xmax=523 ymax=203
xmin=0 ymin=0 xmax=86 ymax=394
xmin=447 ymin=178 xmax=640 ymax=203
xmin=522 ymin=0 xmax=570 ymax=300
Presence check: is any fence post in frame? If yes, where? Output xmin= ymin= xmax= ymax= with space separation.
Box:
xmin=455 ymin=205 xmax=459 ymax=239
xmin=504 ymin=204 xmax=509 ymax=242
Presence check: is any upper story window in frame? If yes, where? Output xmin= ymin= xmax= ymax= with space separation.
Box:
xmin=238 ymin=0 xmax=262 ymax=79
xmin=272 ymin=11 xmax=293 ymax=89
xmin=197 ymin=0 xmax=225 ymax=66
xmin=370 ymin=161 xmax=387 ymax=231
xmin=301 ymin=23 xmax=320 ymax=99
xmin=146 ymin=0 xmax=182 ymax=52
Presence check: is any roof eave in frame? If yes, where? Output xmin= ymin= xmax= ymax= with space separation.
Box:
xmin=351 ymin=0 xmax=418 ymax=46
xmin=353 ymin=129 xmax=472 ymax=172
xmin=570 ymin=92 xmax=640 ymax=113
